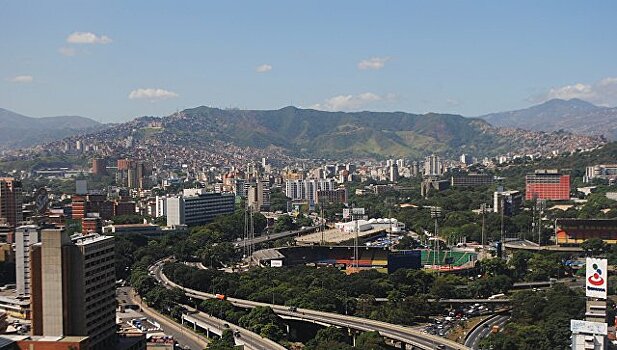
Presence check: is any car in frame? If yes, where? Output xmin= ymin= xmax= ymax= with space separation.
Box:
xmin=483 ymin=323 xmax=490 ymax=328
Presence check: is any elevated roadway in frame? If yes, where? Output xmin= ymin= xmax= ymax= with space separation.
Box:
xmin=154 ymin=261 xmax=470 ymax=350
xmin=181 ymin=310 xmax=286 ymax=350
xmin=464 ymin=314 xmax=510 ymax=349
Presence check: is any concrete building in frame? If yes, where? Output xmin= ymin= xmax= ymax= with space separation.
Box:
xmin=316 ymin=188 xmax=348 ymax=204
xmin=166 ymin=191 xmax=235 ymax=226
xmin=30 ymin=230 xmax=116 ymax=350
xmin=423 ymin=155 xmax=442 ymax=176
xmin=389 ymin=164 xmax=399 ymax=182
xmin=91 ymin=158 xmax=106 ymax=176
xmin=493 ymin=190 xmax=523 ymax=216
xmin=525 ymin=169 xmax=570 ymax=201
xmin=0 ymin=177 xmax=23 ymax=232
xmin=15 ymin=225 xmax=40 ymax=297
xmin=155 ymin=196 xmax=167 ymax=218
xmin=584 ymin=164 xmax=617 ymax=183
xmin=285 ymin=179 xmax=335 ymax=203
xmin=450 ymin=173 xmax=494 ymax=187
xmin=247 ymin=180 xmax=270 ymax=212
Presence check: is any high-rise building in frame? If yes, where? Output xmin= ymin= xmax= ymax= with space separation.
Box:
xmin=91 ymin=158 xmax=106 ymax=176
xmin=31 ymin=230 xmax=116 ymax=350
xmin=166 ymin=191 xmax=235 ymax=226
xmin=525 ymin=169 xmax=570 ymax=200
xmin=0 ymin=177 xmax=23 ymax=231
xmin=389 ymin=164 xmax=399 ymax=182
xmin=285 ymin=179 xmax=335 ymax=202
xmin=155 ymin=196 xmax=167 ymax=218
xmin=423 ymin=155 xmax=442 ymax=176
xmin=15 ymin=225 xmax=40 ymax=296
xmin=247 ymin=181 xmax=270 ymax=212
xmin=316 ymin=188 xmax=348 ymax=204
xmin=494 ymin=190 xmax=523 ymax=216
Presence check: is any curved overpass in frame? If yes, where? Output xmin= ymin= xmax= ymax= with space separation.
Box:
xmin=154 ymin=261 xmax=470 ymax=350
xmin=181 ymin=309 xmax=286 ymax=350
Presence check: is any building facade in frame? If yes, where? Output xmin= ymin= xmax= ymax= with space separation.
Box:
xmin=30 ymin=230 xmax=116 ymax=350
xmin=0 ymin=177 xmax=23 ymax=231
xmin=166 ymin=191 xmax=235 ymax=226
xmin=525 ymin=170 xmax=570 ymax=201
xmin=15 ymin=225 xmax=40 ymax=297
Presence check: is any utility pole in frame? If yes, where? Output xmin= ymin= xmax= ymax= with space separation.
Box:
xmin=431 ymin=207 xmax=442 ymax=267
xmin=480 ymin=203 xmax=487 ymax=255
xmin=500 ymin=196 xmax=505 ymax=244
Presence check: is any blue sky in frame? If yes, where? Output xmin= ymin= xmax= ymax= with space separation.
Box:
xmin=1 ymin=1 xmax=617 ymax=122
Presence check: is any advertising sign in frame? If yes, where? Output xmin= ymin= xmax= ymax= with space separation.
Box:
xmin=586 ymin=258 xmax=608 ymax=299
xmin=270 ymin=260 xmax=283 ymax=267
xmin=570 ymin=319 xmax=608 ymax=335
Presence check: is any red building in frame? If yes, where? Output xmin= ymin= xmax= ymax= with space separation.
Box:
xmin=91 ymin=158 xmax=106 ymax=175
xmin=0 ymin=177 xmax=23 ymax=230
xmin=71 ymin=195 xmax=87 ymax=220
xmin=525 ymin=170 xmax=570 ymax=201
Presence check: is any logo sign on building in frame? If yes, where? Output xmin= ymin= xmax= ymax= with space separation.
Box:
xmin=270 ymin=260 xmax=283 ymax=268
xmin=586 ymin=258 xmax=608 ymax=299
xmin=570 ymin=319 xmax=608 ymax=335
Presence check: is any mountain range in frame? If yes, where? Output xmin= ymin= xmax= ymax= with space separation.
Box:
xmin=42 ymin=106 xmax=600 ymax=159
xmin=1 ymin=104 xmax=605 ymax=159
xmin=479 ymin=98 xmax=617 ymax=139
xmin=0 ymin=108 xmax=105 ymax=149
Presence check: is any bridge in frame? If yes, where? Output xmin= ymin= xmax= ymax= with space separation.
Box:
xmin=153 ymin=261 xmax=470 ymax=350
xmin=181 ymin=311 xmax=286 ymax=350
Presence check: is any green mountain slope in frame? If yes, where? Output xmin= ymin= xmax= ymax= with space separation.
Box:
xmin=149 ymin=106 xmax=599 ymax=158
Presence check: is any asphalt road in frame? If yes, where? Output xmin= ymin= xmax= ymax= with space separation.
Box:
xmin=464 ymin=314 xmax=510 ymax=349
xmin=118 ymin=287 xmax=208 ymax=350
xmin=155 ymin=261 xmax=469 ymax=350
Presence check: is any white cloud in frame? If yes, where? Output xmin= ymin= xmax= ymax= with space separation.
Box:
xmin=542 ymin=77 xmax=617 ymax=106
xmin=357 ymin=57 xmax=390 ymax=70
xmin=256 ymin=64 xmax=272 ymax=73
xmin=66 ymin=32 xmax=112 ymax=44
xmin=7 ymin=75 xmax=33 ymax=83
xmin=128 ymin=88 xmax=178 ymax=101
xmin=311 ymin=92 xmax=393 ymax=111
xmin=58 ymin=47 xmax=76 ymax=56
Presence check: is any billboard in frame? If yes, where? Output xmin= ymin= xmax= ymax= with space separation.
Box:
xmin=270 ymin=260 xmax=283 ymax=267
xmin=586 ymin=258 xmax=608 ymax=299
xmin=570 ymin=319 xmax=608 ymax=335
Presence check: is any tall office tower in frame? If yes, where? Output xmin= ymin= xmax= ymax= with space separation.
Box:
xmin=247 ymin=181 xmax=271 ymax=212
xmin=423 ymin=155 xmax=442 ymax=176
xmin=411 ymin=161 xmax=420 ymax=177
xmin=0 ymin=177 xmax=23 ymax=230
xmin=91 ymin=158 xmax=106 ymax=176
xmin=525 ymin=169 xmax=570 ymax=200
xmin=396 ymin=159 xmax=405 ymax=169
xmin=389 ymin=164 xmax=399 ymax=182
xmin=166 ymin=191 xmax=235 ymax=226
xmin=15 ymin=225 xmax=40 ymax=296
xmin=31 ymin=230 xmax=116 ymax=350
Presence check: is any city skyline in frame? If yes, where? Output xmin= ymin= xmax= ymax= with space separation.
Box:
xmin=2 ymin=1 xmax=617 ymax=122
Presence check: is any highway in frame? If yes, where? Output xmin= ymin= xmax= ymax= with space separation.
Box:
xmin=119 ymin=287 xmax=208 ymax=350
xmin=182 ymin=309 xmax=286 ymax=350
xmin=154 ymin=261 xmax=470 ymax=350
xmin=150 ymin=261 xmax=283 ymax=350
xmin=464 ymin=314 xmax=510 ymax=349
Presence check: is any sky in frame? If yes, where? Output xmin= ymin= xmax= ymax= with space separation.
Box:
xmin=1 ymin=1 xmax=617 ymax=122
